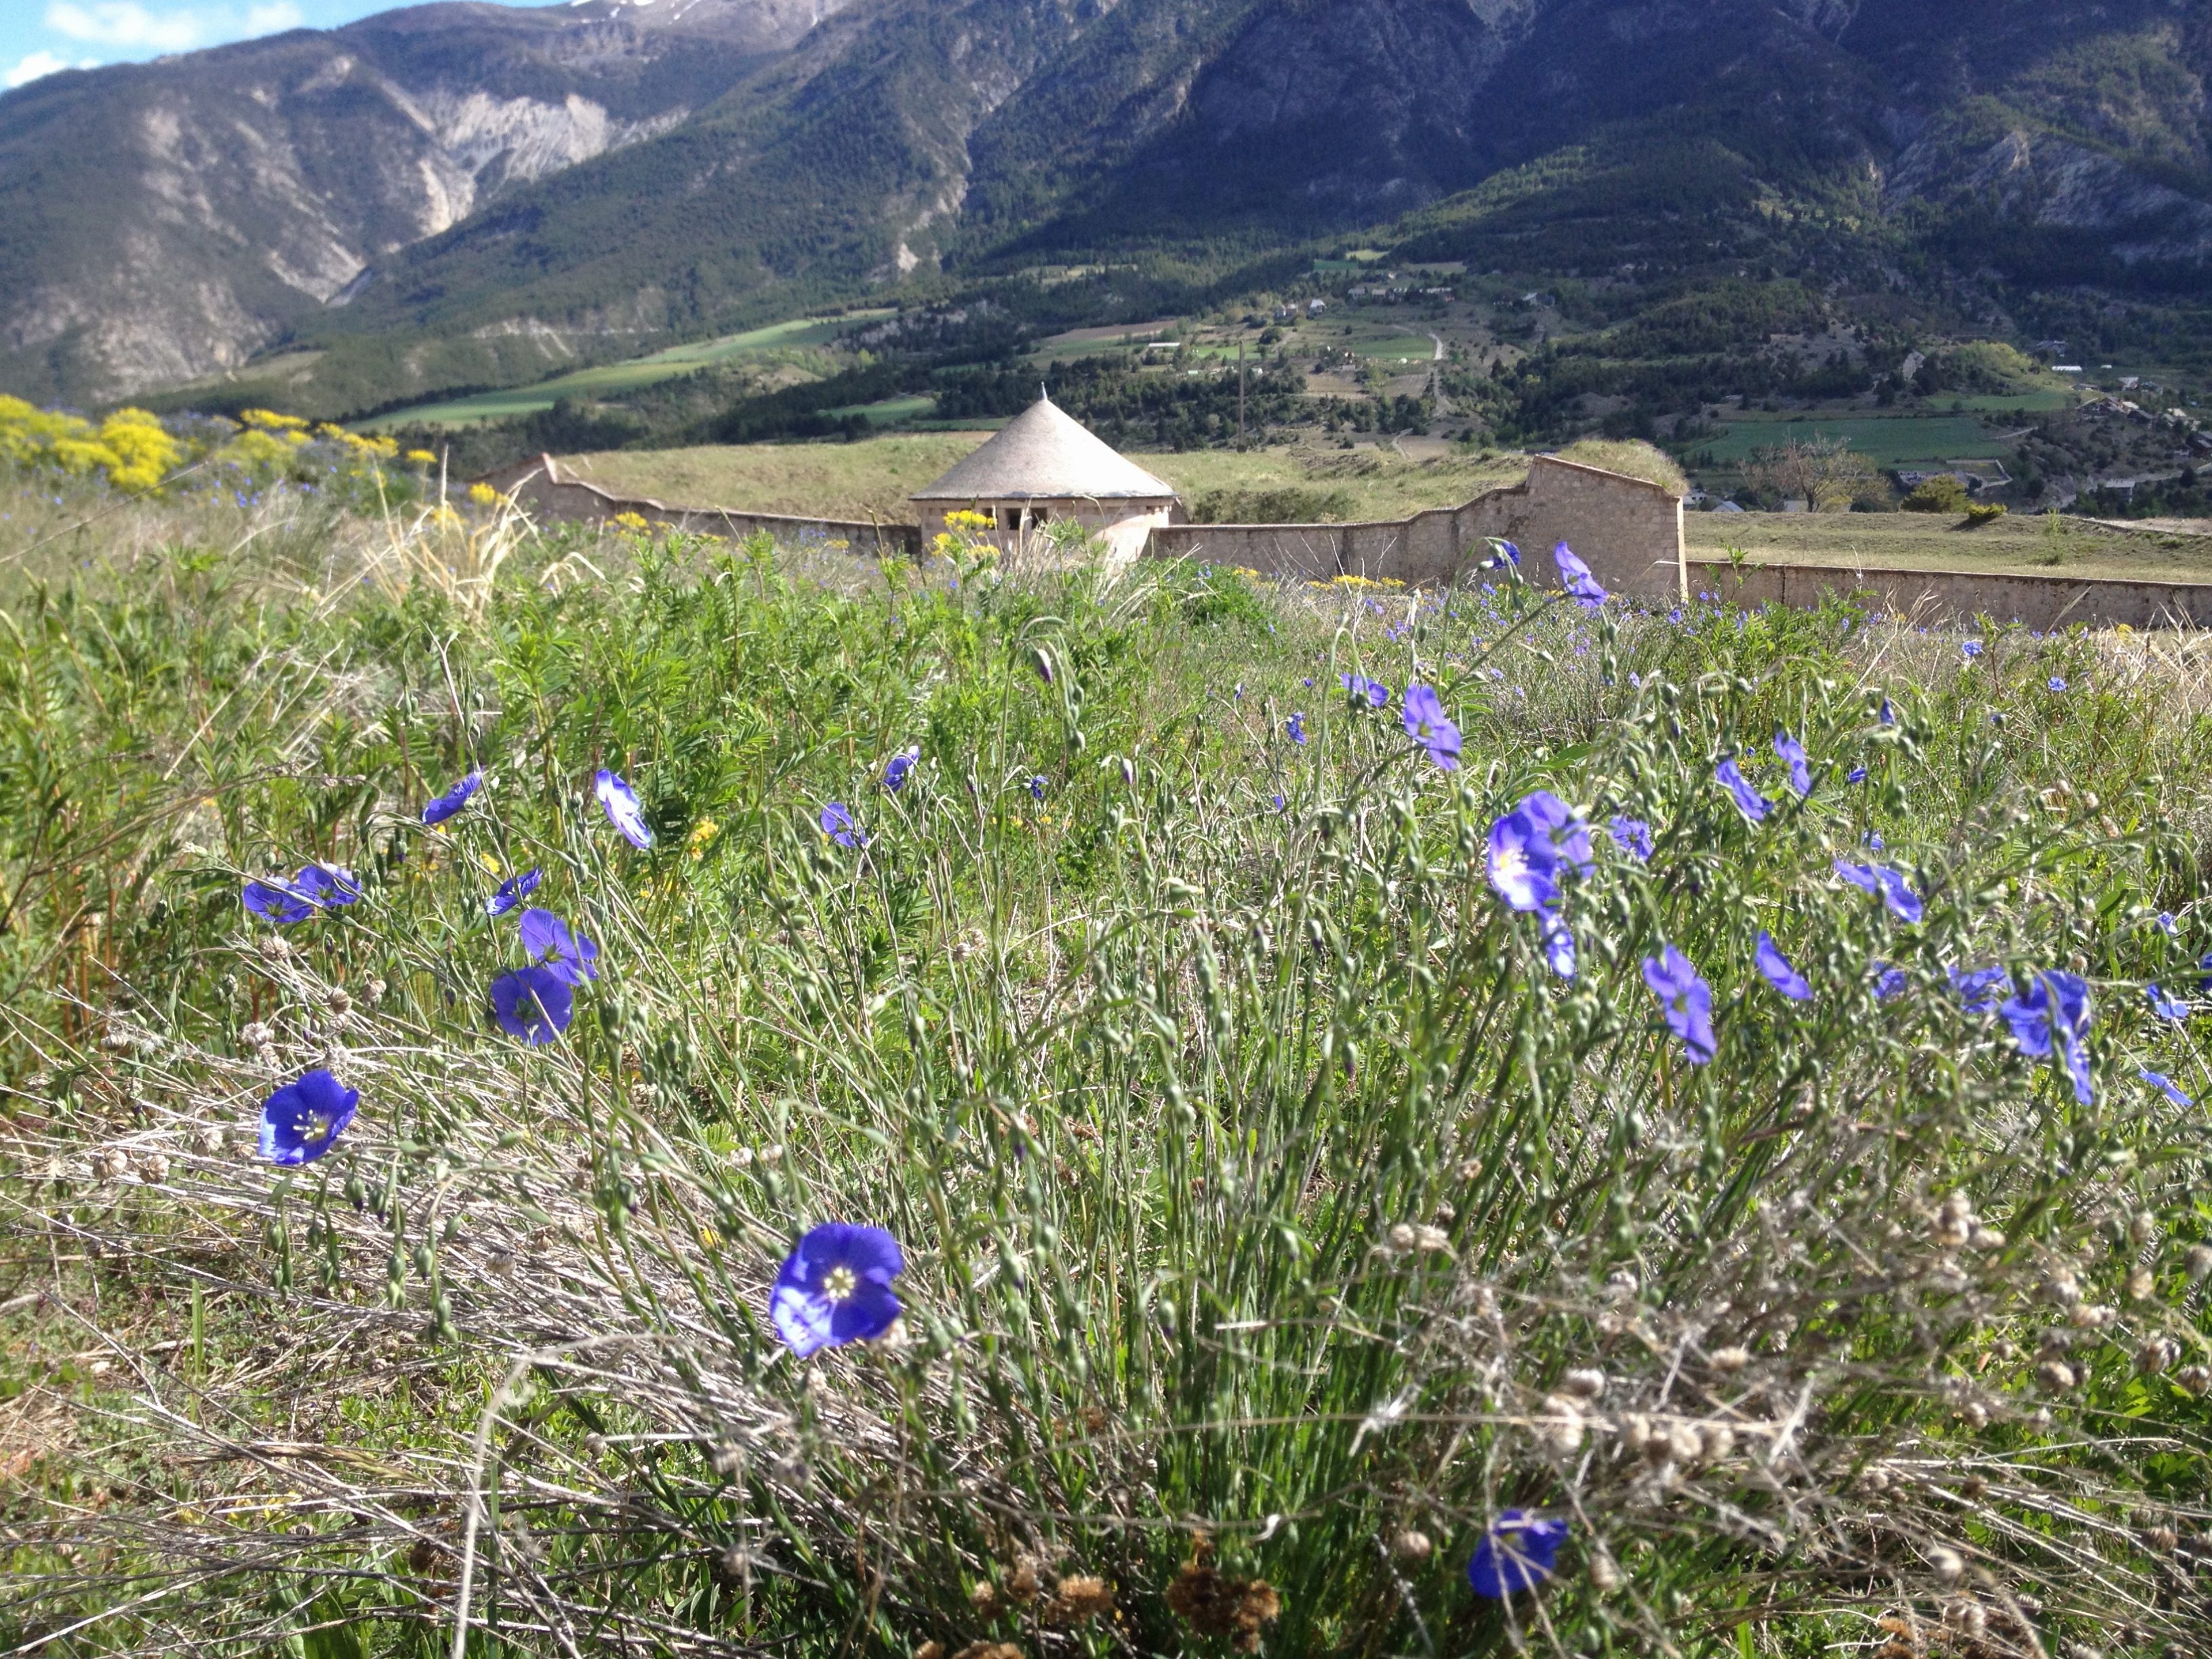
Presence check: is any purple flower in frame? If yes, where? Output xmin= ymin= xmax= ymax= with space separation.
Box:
xmin=1488 ymin=538 xmax=1521 ymax=568
xmin=1272 ymin=792 xmax=1287 ymax=814
xmin=2143 ymin=1068 xmax=2193 ymax=1107
xmin=243 ymin=877 xmax=317 ymax=925
xmin=486 ymin=868 xmax=543 ymax=917
xmin=595 ymin=769 xmax=654 ymax=850
xmin=1716 ymin=757 xmax=1771 ymax=823
xmin=2048 ymin=676 xmax=2068 ymax=692
xmin=1028 ymin=775 xmax=1047 ymax=801
xmin=1401 ymin=683 xmax=1461 ymax=771
xmin=1846 ymin=765 xmax=1868 ymax=784
xmin=1754 ymin=931 xmax=1812 ymax=1001
xmin=883 ymin=746 xmax=920 ymax=792
xmin=1872 ymin=964 xmax=1908 ymax=1001
xmin=1486 ymin=791 xmax=1594 ymax=913
xmin=258 ymin=1068 xmax=359 ymax=1166
xmin=1879 ymin=699 xmax=1896 ymax=726
xmin=1961 ymin=639 xmax=1982 ymax=660
xmin=1466 ymin=1511 xmax=1569 ymax=1599
xmin=2156 ymin=911 xmax=2177 ymax=936
xmin=1606 ymin=815 xmax=1652 ymax=862
xmin=291 ymin=864 xmax=361 ymax=908
xmin=489 ymin=965 xmax=574 ymax=1045
xmin=1340 ymin=672 xmax=1390 ymax=708
xmin=1950 ymin=965 xmax=2009 ymax=1014
xmin=820 ymin=802 xmax=866 ymax=849
xmin=1552 ymin=542 xmax=1606 ymax=608
xmin=769 ymin=1222 xmax=904 ymax=1358
xmin=1642 ymin=944 xmax=1716 ymax=1064
xmin=422 ymin=771 xmax=483 ymax=826
xmin=1773 ymin=730 xmax=1811 ymax=798
xmin=519 ymin=908 xmax=599 ymax=986
xmin=1286 ymin=711 xmax=1307 ymax=746
xmin=2149 ymin=983 xmax=2189 ymax=1020
xmin=1834 ymin=860 xmax=1923 ymax=923
xmin=2000 ymin=970 xmax=2093 ymax=1104
xmin=1540 ymin=910 xmax=1576 ymax=980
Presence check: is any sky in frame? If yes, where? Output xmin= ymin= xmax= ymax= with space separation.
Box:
xmin=1 ymin=1 xmax=511 ymax=90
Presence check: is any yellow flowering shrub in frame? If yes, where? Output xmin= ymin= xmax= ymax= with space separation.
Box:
xmin=407 ymin=450 xmax=438 ymax=465
xmin=611 ymin=512 xmax=651 ymax=532
xmin=0 ymin=396 xmax=181 ymax=492
xmin=238 ymin=409 xmax=309 ymax=432
xmin=467 ymin=482 xmax=502 ymax=508
xmin=99 ymin=409 xmax=180 ymax=492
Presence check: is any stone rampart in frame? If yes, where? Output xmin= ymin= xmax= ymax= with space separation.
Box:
xmin=473 ymin=454 xmax=922 ymax=559
xmin=1144 ymin=456 xmax=1687 ymax=602
xmin=1685 ymin=558 xmax=2212 ymax=631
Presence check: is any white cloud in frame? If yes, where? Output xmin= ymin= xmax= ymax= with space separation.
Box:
xmin=5 ymin=50 xmax=101 ymax=88
xmin=245 ymin=2 xmax=304 ymax=31
xmin=45 ymin=3 xmax=206 ymax=51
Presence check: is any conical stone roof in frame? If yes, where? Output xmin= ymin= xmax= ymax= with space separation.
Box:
xmin=912 ymin=397 xmax=1177 ymax=502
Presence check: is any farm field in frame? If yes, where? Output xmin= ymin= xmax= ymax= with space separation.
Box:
xmin=5 ymin=467 xmax=2212 ymax=1656
xmin=1692 ymin=412 xmax=2030 ymax=468
xmin=556 ymin=436 xmax=1531 ymax=523
xmin=362 ymin=313 xmax=890 ymax=428
xmin=1687 ymin=509 xmax=2212 ymax=584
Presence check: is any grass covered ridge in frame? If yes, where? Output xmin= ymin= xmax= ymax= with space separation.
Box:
xmin=5 ymin=488 xmax=2212 ymax=1655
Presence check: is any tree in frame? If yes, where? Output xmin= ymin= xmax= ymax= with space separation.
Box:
xmin=1743 ymin=435 xmax=1883 ymax=511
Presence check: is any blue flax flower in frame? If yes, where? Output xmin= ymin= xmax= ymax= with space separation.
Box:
xmin=2156 ymin=911 xmax=2177 ymax=936
xmin=2000 ymin=970 xmax=2093 ymax=1104
xmin=1961 ymin=639 xmax=1983 ymax=660
xmin=1643 ymin=944 xmax=1716 ymax=1064
xmin=820 ymin=802 xmax=866 ymax=848
xmin=259 ymin=1068 xmax=359 ymax=1166
xmin=1340 ymin=672 xmax=1390 ymax=708
xmin=1773 ymin=731 xmax=1812 ymax=798
xmin=486 ymin=868 xmax=542 ymax=917
xmin=422 ymin=771 xmax=483 ymax=826
xmin=1540 ymin=911 xmax=1576 ymax=979
xmin=519 ymin=908 xmax=600 ymax=986
xmin=1552 ymin=543 xmax=1606 ymax=608
xmin=595 ymin=770 xmax=654 ymax=849
xmin=1879 ymin=698 xmax=1896 ymax=725
xmin=770 ymin=1222 xmax=904 ymax=1358
xmin=1486 ymin=791 xmax=1593 ymax=913
xmin=2150 ymin=983 xmax=2189 ymax=1020
xmin=2200 ymin=951 xmax=2212 ymax=995
xmin=2049 ymin=676 xmax=2068 ymax=692
xmin=1950 ymin=965 xmax=2009 ymax=1014
xmin=883 ymin=746 xmax=920 ymax=791
xmin=291 ymin=864 xmax=361 ymax=907
xmin=1401 ymin=683 xmax=1461 ymax=771
xmin=1755 ymin=931 xmax=1813 ymax=1001
xmin=489 ymin=965 xmax=574 ymax=1045
xmin=1872 ymin=963 xmax=1908 ymax=1001
xmin=243 ymin=877 xmax=317 ymax=925
xmin=1488 ymin=538 xmax=1521 ymax=568
xmin=1847 ymin=765 xmax=1868 ymax=784
xmin=1606 ymin=815 xmax=1652 ymax=862
xmin=1716 ymin=757 xmax=1771 ymax=823
xmin=1466 ymin=1511 xmax=1569 ymax=1599
xmin=1286 ymin=711 xmax=1307 ymax=746
xmin=1028 ymin=775 xmax=1047 ymax=801
xmin=1833 ymin=859 xmax=1923 ymax=923
xmin=2143 ymin=1068 xmax=2193 ymax=1107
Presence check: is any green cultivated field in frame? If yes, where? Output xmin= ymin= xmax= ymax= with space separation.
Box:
xmin=1694 ymin=412 xmax=2028 ymax=467
xmin=363 ymin=313 xmax=891 ymax=428
xmin=7 ymin=463 xmax=2212 ymax=1654
xmin=1688 ymin=508 xmax=2212 ymax=584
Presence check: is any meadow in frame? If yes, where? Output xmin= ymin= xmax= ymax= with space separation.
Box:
xmin=5 ymin=460 xmax=2212 ymax=1658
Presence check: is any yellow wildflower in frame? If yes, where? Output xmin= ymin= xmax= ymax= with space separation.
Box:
xmin=686 ymin=818 xmax=720 ymax=859
xmin=467 ymin=481 xmax=502 ymax=507
xmin=407 ymin=449 xmax=437 ymax=465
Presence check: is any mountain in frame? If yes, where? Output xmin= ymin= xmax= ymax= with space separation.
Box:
xmin=0 ymin=0 xmax=846 ymax=403
xmin=2 ymin=0 xmax=2208 ymax=413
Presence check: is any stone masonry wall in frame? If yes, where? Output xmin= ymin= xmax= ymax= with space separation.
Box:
xmin=473 ymin=454 xmax=923 ymax=559
xmin=1685 ymin=558 xmax=2212 ymax=631
xmin=1144 ymin=456 xmax=1687 ymax=602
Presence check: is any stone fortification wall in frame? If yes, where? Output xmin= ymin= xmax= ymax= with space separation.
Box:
xmin=1685 ymin=557 xmax=2212 ymax=631
xmin=1144 ymin=456 xmax=1687 ymax=603
xmin=473 ymin=454 xmax=922 ymax=559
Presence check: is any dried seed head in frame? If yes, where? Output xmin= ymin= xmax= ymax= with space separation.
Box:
xmin=1696 ymin=1423 xmax=1736 ymax=1464
xmin=193 ymin=1124 xmax=224 ymax=1155
xmin=720 ymin=1544 xmax=751 ymax=1578
xmin=968 ymin=1582 xmax=1000 ymax=1616
xmin=241 ymin=1022 xmax=275 ymax=1048
xmin=2146 ymin=1526 xmax=2180 ymax=1553
xmin=92 ymin=1148 xmax=129 ymax=1182
xmin=1042 ymin=1576 xmax=1114 ymax=1625
xmin=137 ymin=1152 xmax=169 ymax=1184
xmin=1005 ymin=1561 xmax=1041 ymax=1606
xmin=1708 ymin=1346 xmax=1751 ymax=1374
xmin=914 ymin=1643 xmax=945 ymax=1659
xmin=1535 ymin=1395 xmax=1584 ymax=1454
xmin=1957 ymin=1475 xmax=1988 ymax=1499
xmin=1390 ymin=1530 xmax=1432 ymax=1563
xmin=2126 ymin=1267 xmax=2156 ymax=1302
xmin=1588 ymin=1552 xmax=1620 ymax=1592
xmin=2036 ymin=1360 xmax=2077 ymax=1392
xmin=1411 ymin=1223 xmax=1449 ymax=1253
xmin=259 ymin=936 xmax=293 ymax=961
xmin=1943 ymin=1600 xmax=1987 ymax=1637
xmin=708 ymin=1445 xmax=742 ymax=1479
xmin=1927 ymin=1546 xmax=1965 ymax=1582
xmin=326 ymin=987 xmax=353 ymax=1015
xmin=1959 ymin=1400 xmax=1989 ymax=1428
xmin=1386 ymin=1223 xmax=1416 ymax=1252
xmin=2175 ymin=1365 xmax=2212 ymax=1397
xmin=364 ymin=978 xmax=386 ymax=1007
xmin=2137 ymin=1337 xmax=2179 ymax=1375
xmin=2186 ymin=1245 xmax=2212 ymax=1281
xmin=1559 ymin=1367 xmax=1607 ymax=1400
xmin=2043 ymin=1268 xmax=2081 ymax=1306
xmin=2129 ymin=1212 xmax=2158 ymax=1245
xmin=2068 ymin=1302 xmax=2114 ymax=1328
xmin=1663 ymin=1422 xmax=1700 ymax=1466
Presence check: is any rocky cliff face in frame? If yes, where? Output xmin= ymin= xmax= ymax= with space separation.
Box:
xmin=0 ymin=0 xmax=842 ymax=402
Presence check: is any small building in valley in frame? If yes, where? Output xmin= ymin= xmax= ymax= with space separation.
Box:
xmin=910 ymin=397 xmax=1182 ymax=565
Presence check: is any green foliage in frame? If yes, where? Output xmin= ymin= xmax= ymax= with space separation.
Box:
xmin=1903 ymin=475 xmax=1971 ymax=513
xmin=1189 ymin=484 xmax=1356 ymax=523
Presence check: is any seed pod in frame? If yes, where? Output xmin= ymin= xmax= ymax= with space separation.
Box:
xmin=1927 ymin=1546 xmax=1965 ymax=1582
xmin=1708 ymin=1346 xmax=1751 ymax=1374
xmin=1390 ymin=1530 xmax=1432 ymax=1563
xmin=2175 ymin=1365 xmax=2212 ymax=1397
xmin=2130 ymin=1212 xmax=2158 ymax=1245
xmin=2126 ymin=1267 xmax=2156 ymax=1302
xmin=1696 ymin=1423 xmax=1735 ymax=1464
xmin=2036 ymin=1360 xmax=2076 ymax=1392
xmin=1560 ymin=1367 xmax=1607 ymax=1400
xmin=2137 ymin=1337 xmax=2179 ymax=1375
xmin=2186 ymin=1245 xmax=2212 ymax=1281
